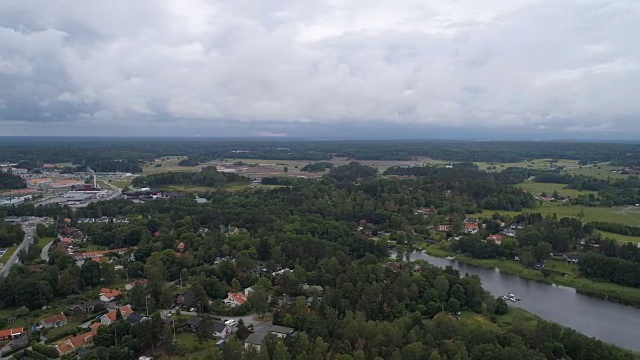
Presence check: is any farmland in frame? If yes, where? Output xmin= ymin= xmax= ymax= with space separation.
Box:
xmin=516 ymin=181 xmax=597 ymax=198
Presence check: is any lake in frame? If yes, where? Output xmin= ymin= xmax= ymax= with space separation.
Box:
xmin=391 ymin=250 xmax=640 ymax=352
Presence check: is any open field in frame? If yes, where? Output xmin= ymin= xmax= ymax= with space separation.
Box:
xmin=476 ymin=158 xmax=580 ymax=172
xmin=160 ymin=183 xmax=286 ymax=193
xmin=516 ymin=181 xmax=597 ymax=197
xmin=471 ymin=203 xmax=640 ymax=227
xmin=563 ymin=164 xmax=629 ymax=180
xmin=596 ymin=230 xmax=640 ymax=244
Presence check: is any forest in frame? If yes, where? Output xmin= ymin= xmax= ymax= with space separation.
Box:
xmin=0 ymin=222 xmax=24 ymax=248
xmin=0 ymin=172 xmax=27 ymax=189
xmin=3 ymin=138 xmax=640 ymax=173
xmin=131 ymin=167 xmax=250 ymax=188
xmin=1 ymin=162 xmax=640 ymax=359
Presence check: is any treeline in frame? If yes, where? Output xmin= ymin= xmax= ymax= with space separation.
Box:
xmin=589 ymin=222 xmax=640 ymax=237
xmin=384 ymin=165 xmax=536 ymax=211
xmin=326 ymin=161 xmax=378 ymax=182
xmin=0 ymin=172 xmax=27 ymax=189
xmin=0 ymin=222 xmax=24 ymax=248
xmin=578 ymin=253 xmax=640 ymax=288
xmin=4 ymin=137 xmax=640 ymax=166
xmin=131 ymin=169 xmax=249 ymax=188
xmin=301 ymin=162 xmax=333 ymax=172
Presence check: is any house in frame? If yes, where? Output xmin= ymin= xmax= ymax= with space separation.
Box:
xmin=223 ymin=292 xmax=248 ymax=307
xmin=213 ymin=321 xmax=232 ymax=339
xmin=177 ymin=242 xmax=185 ymax=252
xmin=415 ymin=207 xmax=431 ymax=215
xmin=40 ymin=313 xmax=68 ymax=329
xmin=100 ymin=305 xmax=134 ymax=326
xmin=195 ymin=196 xmax=208 ymax=204
xmin=184 ymin=316 xmax=232 ymax=338
xmin=99 ymin=288 xmax=123 ymax=302
xmin=438 ymin=224 xmax=452 ymax=232
xmin=125 ymin=279 xmax=148 ymax=291
xmin=302 ymin=284 xmax=324 ymax=295
xmin=68 ymin=301 xmax=100 ymax=314
xmin=465 ymin=223 xmax=479 ymax=234
xmin=91 ymin=256 xmax=110 ymax=263
xmin=487 ymin=234 xmax=504 ymax=245
xmin=503 ymin=229 xmax=517 ymax=237
xmin=510 ymin=223 xmax=526 ymax=229
xmin=176 ymin=291 xmax=197 ymax=308
xmin=0 ymin=327 xmax=23 ymax=341
xmin=56 ymin=330 xmax=97 ymax=355
xmin=464 ymin=217 xmax=478 ymax=224
xmin=244 ymin=324 xmax=296 ymax=351
xmin=185 ymin=316 xmax=202 ymax=332
xmin=126 ymin=313 xmax=148 ymax=325
xmin=386 ymin=261 xmax=403 ymax=270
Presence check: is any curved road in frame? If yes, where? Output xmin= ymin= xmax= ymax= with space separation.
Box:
xmin=0 ymin=217 xmax=45 ymax=278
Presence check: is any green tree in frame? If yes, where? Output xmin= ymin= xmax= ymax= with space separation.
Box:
xmin=494 ymin=298 xmax=508 ymax=315
xmin=129 ymin=284 xmax=147 ymax=309
xmin=248 ymin=287 xmax=269 ymax=318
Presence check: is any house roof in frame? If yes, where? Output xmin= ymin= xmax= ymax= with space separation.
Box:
xmin=90 ymin=323 xmax=103 ymax=331
xmin=268 ymin=325 xmax=295 ymax=335
xmin=91 ymin=257 xmax=110 ymax=263
xmin=57 ymin=330 xmax=97 ymax=354
xmin=0 ymin=327 xmax=23 ymax=338
xmin=212 ymin=321 xmax=226 ymax=333
xmin=245 ymin=331 xmax=267 ymax=345
xmin=68 ymin=300 xmax=100 ymax=312
xmin=186 ymin=316 xmax=201 ymax=328
xmin=178 ymin=290 xmax=197 ymax=305
xmin=99 ymin=288 xmax=122 ymax=299
xmin=104 ymin=305 xmax=134 ymax=321
xmin=42 ymin=313 xmax=67 ymax=325
xmin=126 ymin=313 xmax=146 ymax=324
xmin=227 ymin=292 xmax=247 ymax=305
xmin=126 ymin=279 xmax=148 ymax=288
xmin=177 ymin=242 xmax=185 ymax=250
xmin=466 ymin=223 xmax=478 ymax=229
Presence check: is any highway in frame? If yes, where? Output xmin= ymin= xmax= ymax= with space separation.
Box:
xmin=0 ymin=217 xmax=46 ymax=278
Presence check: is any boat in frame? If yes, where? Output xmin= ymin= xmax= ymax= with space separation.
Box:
xmin=445 ymin=256 xmax=456 ymax=260
xmin=499 ymin=293 xmax=522 ymax=302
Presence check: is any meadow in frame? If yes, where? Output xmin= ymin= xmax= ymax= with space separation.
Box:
xmin=515 ymin=181 xmax=597 ymax=197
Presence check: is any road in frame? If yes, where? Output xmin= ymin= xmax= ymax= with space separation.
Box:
xmin=40 ymin=238 xmax=54 ymax=262
xmin=161 ymin=310 xmax=266 ymax=328
xmin=0 ymin=217 xmax=46 ymax=278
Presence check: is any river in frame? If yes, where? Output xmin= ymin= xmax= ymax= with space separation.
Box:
xmin=391 ymin=250 xmax=640 ymax=352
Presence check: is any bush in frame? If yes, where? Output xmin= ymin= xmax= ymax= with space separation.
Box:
xmin=33 ymin=343 xmax=60 ymax=358
xmin=45 ymin=328 xmax=80 ymax=344
xmin=24 ymin=349 xmax=48 ymax=360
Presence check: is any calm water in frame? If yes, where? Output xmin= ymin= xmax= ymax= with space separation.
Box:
xmin=391 ymin=250 xmax=640 ymax=352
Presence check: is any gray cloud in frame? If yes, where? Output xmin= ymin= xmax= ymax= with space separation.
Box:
xmin=0 ymin=0 xmax=639 ymax=137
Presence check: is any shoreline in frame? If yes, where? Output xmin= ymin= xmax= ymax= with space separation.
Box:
xmin=397 ymin=245 xmax=640 ymax=309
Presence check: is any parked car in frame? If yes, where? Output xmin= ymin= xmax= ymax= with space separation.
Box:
xmin=225 ymin=319 xmax=237 ymax=327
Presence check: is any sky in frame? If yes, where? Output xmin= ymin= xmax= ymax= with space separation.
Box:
xmin=1 ymin=0 xmax=639 ymax=139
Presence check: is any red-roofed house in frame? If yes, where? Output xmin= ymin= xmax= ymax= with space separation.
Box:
xmin=0 ymin=327 xmax=23 ymax=341
xmin=125 ymin=279 xmax=148 ymax=291
xmin=223 ymin=292 xmax=247 ymax=307
xmin=100 ymin=305 xmax=134 ymax=326
xmin=99 ymin=288 xmax=123 ymax=302
xmin=465 ymin=223 xmax=479 ymax=234
xmin=487 ymin=234 xmax=504 ymax=245
xmin=91 ymin=256 xmax=110 ymax=263
xmin=56 ymin=330 xmax=97 ymax=355
xmin=40 ymin=313 xmax=68 ymax=329
xmin=90 ymin=322 xmax=103 ymax=331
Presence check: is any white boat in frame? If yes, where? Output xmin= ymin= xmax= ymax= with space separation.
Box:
xmin=500 ymin=293 xmax=522 ymax=302
xmin=446 ymin=256 xmax=456 ymax=260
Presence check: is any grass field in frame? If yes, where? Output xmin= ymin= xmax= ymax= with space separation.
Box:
xmin=516 ymin=181 xmax=597 ymax=197
xmin=0 ymin=245 xmax=17 ymax=264
xmin=470 ymin=203 xmax=640 ymax=227
xmin=476 ymin=159 xmax=580 ymax=172
xmin=596 ymin=230 xmax=640 ymax=244
xmin=563 ymin=164 xmax=629 ymax=180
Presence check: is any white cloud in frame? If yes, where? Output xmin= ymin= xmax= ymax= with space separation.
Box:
xmin=0 ymin=0 xmax=639 ymax=135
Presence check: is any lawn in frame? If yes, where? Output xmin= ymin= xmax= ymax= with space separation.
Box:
xmin=516 ymin=181 xmax=597 ymax=198
xmin=0 ymin=245 xmax=17 ymax=264
xmin=476 ymin=159 xmax=580 ymax=172
xmin=596 ymin=230 xmax=640 ymax=244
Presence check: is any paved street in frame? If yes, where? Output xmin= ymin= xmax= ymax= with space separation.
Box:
xmin=0 ymin=217 xmax=46 ymax=278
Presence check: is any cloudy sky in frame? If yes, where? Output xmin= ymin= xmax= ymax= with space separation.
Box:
xmin=1 ymin=0 xmax=639 ymax=139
